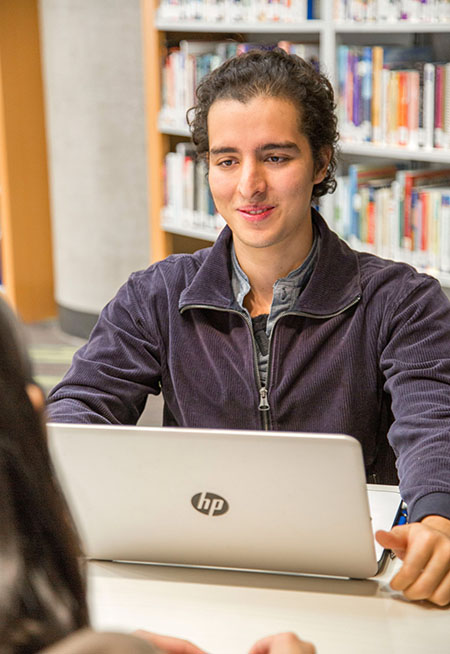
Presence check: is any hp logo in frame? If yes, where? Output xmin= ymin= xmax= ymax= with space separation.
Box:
xmin=191 ymin=492 xmax=229 ymax=516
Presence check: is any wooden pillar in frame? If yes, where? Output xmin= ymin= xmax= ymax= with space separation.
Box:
xmin=0 ymin=0 xmax=55 ymax=322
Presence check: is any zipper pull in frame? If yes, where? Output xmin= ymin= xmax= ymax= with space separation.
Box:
xmin=258 ymin=387 xmax=270 ymax=411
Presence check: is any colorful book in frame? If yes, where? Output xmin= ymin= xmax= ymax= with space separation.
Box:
xmin=348 ymin=163 xmax=399 ymax=240
xmin=397 ymin=168 xmax=450 ymax=249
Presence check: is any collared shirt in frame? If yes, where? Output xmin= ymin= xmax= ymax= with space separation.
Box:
xmin=231 ymin=228 xmax=319 ymax=386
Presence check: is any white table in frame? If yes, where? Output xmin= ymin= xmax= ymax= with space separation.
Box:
xmin=88 ymin=557 xmax=449 ymax=654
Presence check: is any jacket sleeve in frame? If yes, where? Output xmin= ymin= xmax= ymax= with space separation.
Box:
xmin=46 ymin=272 xmax=163 ymax=425
xmin=380 ymin=273 xmax=450 ymax=523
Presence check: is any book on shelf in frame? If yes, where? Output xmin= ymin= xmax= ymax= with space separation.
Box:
xmin=441 ymin=192 xmax=450 ymax=272
xmin=334 ymin=165 xmax=450 ymax=276
xmin=424 ymin=62 xmax=435 ymax=150
xmin=397 ymin=167 xmax=450 ymax=248
xmin=161 ymin=41 xmax=235 ymax=127
xmin=347 ymin=162 xmax=399 ymax=239
xmin=163 ymin=145 xmax=225 ymax=235
xmin=156 ymin=0 xmax=318 ymax=24
xmin=339 ymin=44 xmax=450 ymax=151
xmin=334 ymin=0 xmax=450 ymax=22
xmin=160 ymin=39 xmax=320 ymax=129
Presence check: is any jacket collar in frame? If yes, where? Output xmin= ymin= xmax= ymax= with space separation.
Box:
xmin=179 ymin=209 xmax=361 ymax=315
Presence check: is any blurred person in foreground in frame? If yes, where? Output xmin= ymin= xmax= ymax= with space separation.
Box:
xmin=0 ymin=296 xmax=314 ymax=652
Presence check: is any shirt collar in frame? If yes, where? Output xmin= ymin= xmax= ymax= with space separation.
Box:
xmin=178 ymin=210 xmax=362 ymax=316
xmin=231 ymin=226 xmax=319 ymax=311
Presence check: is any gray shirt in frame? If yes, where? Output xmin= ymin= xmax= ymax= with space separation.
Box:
xmin=231 ymin=229 xmax=319 ymax=387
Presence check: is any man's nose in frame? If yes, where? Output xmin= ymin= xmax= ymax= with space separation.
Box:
xmin=237 ymin=162 xmax=266 ymax=199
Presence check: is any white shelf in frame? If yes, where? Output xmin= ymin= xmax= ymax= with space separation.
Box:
xmin=162 ymin=221 xmax=220 ymax=242
xmin=155 ymin=18 xmax=325 ymax=33
xmin=161 ymin=206 xmax=225 ymax=242
xmin=158 ymin=118 xmax=190 ymax=137
xmin=349 ymin=240 xmax=450 ymax=288
xmin=438 ymin=272 xmax=450 ymax=288
xmin=334 ymin=20 xmax=450 ymax=33
xmin=340 ymin=142 xmax=450 ymax=164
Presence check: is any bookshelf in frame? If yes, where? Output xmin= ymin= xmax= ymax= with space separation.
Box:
xmin=142 ymin=0 xmax=450 ymax=287
xmin=0 ymin=0 xmax=55 ymax=322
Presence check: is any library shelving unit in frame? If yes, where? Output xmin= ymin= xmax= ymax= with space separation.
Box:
xmin=0 ymin=0 xmax=55 ymax=322
xmin=141 ymin=0 xmax=450 ymax=287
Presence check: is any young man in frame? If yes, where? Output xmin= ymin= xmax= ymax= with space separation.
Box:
xmin=47 ymin=50 xmax=450 ymax=606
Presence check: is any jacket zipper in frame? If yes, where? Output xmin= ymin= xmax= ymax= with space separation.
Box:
xmin=180 ymin=293 xmax=361 ymax=431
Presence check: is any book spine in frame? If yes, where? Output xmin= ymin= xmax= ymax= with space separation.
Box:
xmin=375 ymin=186 xmax=384 ymax=254
xmin=353 ymin=49 xmax=362 ymax=132
xmin=400 ymin=171 xmax=412 ymax=250
xmin=338 ymin=45 xmax=349 ymax=137
xmin=361 ymin=46 xmax=372 ymax=142
xmin=434 ymin=64 xmax=445 ymax=148
xmin=380 ymin=67 xmax=390 ymax=145
xmin=410 ymin=187 xmax=420 ymax=253
xmin=441 ymin=194 xmax=450 ymax=273
xmin=346 ymin=48 xmax=355 ymax=137
xmin=371 ymin=46 xmax=383 ymax=144
xmin=391 ymin=179 xmax=403 ymax=260
xmin=359 ymin=185 xmax=369 ymax=244
xmin=423 ymin=62 xmax=435 ymax=149
xmin=387 ymin=70 xmax=398 ymax=145
xmin=397 ymin=70 xmax=409 ymax=146
xmin=445 ymin=63 xmax=450 ymax=149
xmin=348 ymin=164 xmax=360 ymax=240
xmin=420 ymin=190 xmax=429 ymax=255
xmin=429 ymin=190 xmax=440 ymax=271
xmin=407 ymin=70 xmax=420 ymax=149
xmin=367 ymin=186 xmax=376 ymax=245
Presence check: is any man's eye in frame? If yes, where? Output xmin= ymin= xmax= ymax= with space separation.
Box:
xmin=218 ymin=159 xmax=235 ymax=167
xmin=267 ymin=155 xmax=286 ymax=163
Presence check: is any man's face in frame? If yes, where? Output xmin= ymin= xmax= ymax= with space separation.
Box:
xmin=207 ymin=95 xmax=328 ymax=263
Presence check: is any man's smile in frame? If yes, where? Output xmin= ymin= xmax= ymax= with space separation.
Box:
xmin=237 ymin=205 xmax=276 ymax=222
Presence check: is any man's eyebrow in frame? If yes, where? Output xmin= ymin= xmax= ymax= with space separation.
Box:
xmin=209 ymin=146 xmax=238 ymax=155
xmin=209 ymin=142 xmax=300 ymax=155
xmin=258 ymin=142 xmax=300 ymax=152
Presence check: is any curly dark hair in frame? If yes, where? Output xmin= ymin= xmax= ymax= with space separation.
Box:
xmin=187 ymin=48 xmax=339 ymax=201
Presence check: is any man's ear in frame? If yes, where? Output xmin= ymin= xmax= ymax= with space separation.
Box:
xmin=26 ymin=383 xmax=45 ymax=412
xmin=313 ymin=147 xmax=332 ymax=184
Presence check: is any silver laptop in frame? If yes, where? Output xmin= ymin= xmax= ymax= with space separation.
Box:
xmin=47 ymin=423 xmax=402 ymax=579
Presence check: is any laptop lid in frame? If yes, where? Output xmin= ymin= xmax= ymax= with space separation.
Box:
xmin=47 ymin=424 xmax=401 ymax=579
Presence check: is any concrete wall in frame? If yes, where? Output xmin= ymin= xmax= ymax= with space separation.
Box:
xmin=39 ymin=0 xmax=149 ymax=336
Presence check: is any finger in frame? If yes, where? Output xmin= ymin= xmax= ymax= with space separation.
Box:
xmin=375 ymin=529 xmax=407 ymax=559
xmin=389 ymin=529 xmax=436 ymax=592
xmin=399 ymin=533 xmax=450 ymax=603
xmin=428 ymin=569 xmax=450 ymax=607
xmin=248 ymin=634 xmax=275 ymax=654
xmin=133 ymin=631 xmax=207 ymax=654
xmin=249 ymin=632 xmax=315 ymax=654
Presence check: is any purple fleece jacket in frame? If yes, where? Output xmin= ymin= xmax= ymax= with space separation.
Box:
xmin=47 ymin=211 xmax=450 ymax=523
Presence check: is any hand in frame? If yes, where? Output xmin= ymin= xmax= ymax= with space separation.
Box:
xmin=133 ymin=630 xmax=207 ymax=654
xmin=249 ymin=632 xmax=316 ymax=654
xmin=376 ymin=515 xmax=450 ymax=606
